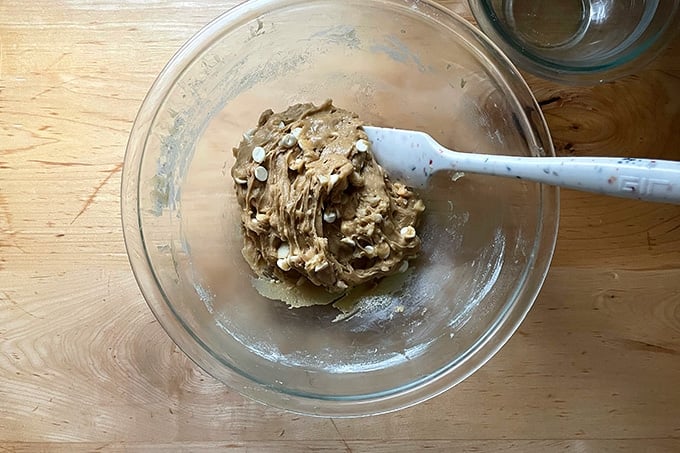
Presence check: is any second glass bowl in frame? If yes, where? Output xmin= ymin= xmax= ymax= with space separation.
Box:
xmin=469 ymin=0 xmax=680 ymax=84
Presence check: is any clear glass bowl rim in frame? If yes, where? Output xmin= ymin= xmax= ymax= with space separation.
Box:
xmin=467 ymin=0 xmax=680 ymax=84
xmin=121 ymin=0 xmax=560 ymax=417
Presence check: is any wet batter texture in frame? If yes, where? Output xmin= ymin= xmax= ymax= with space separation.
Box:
xmin=231 ymin=100 xmax=425 ymax=294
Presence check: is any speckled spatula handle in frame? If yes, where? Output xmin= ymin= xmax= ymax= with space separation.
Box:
xmin=451 ymin=154 xmax=680 ymax=204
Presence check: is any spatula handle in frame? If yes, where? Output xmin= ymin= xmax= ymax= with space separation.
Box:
xmin=455 ymin=154 xmax=680 ymax=204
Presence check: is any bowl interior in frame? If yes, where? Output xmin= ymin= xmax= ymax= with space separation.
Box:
xmin=124 ymin=0 xmax=558 ymax=415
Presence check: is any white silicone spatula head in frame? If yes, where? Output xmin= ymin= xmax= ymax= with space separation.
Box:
xmin=363 ymin=126 xmax=680 ymax=204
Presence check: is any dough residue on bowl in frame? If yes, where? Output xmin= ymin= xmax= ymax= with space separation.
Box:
xmin=231 ymin=100 xmax=425 ymax=300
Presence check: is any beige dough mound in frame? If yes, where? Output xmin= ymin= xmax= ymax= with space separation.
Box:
xmin=231 ymin=100 xmax=425 ymax=293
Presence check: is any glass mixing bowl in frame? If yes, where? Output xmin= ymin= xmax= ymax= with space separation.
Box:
xmin=469 ymin=0 xmax=680 ymax=84
xmin=122 ymin=0 xmax=559 ymax=416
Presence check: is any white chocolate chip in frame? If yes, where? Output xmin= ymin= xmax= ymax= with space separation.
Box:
xmin=279 ymin=133 xmax=297 ymax=148
xmin=317 ymin=175 xmax=329 ymax=185
xmin=364 ymin=245 xmax=375 ymax=255
xmin=329 ymin=174 xmax=339 ymax=187
xmin=400 ymin=226 xmax=416 ymax=239
xmin=292 ymin=127 xmax=303 ymax=138
xmin=276 ymin=258 xmax=291 ymax=271
xmin=277 ymin=243 xmax=290 ymax=259
xmin=254 ymin=166 xmax=268 ymax=182
xmin=234 ymin=177 xmax=247 ymax=185
xmin=278 ymin=121 xmax=285 ymax=130
xmin=323 ymin=211 xmax=337 ymax=223
xmin=340 ymin=237 xmax=355 ymax=246
xmin=251 ymin=146 xmax=266 ymax=163
xmin=355 ymin=139 xmax=370 ymax=153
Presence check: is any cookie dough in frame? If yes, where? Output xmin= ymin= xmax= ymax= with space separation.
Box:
xmin=231 ymin=100 xmax=425 ymax=294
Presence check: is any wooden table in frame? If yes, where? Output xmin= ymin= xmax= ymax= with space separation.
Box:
xmin=1 ymin=1 xmax=679 ymax=451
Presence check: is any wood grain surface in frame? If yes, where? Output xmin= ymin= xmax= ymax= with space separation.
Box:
xmin=1 ymin=1 xmax=679 ymax=451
